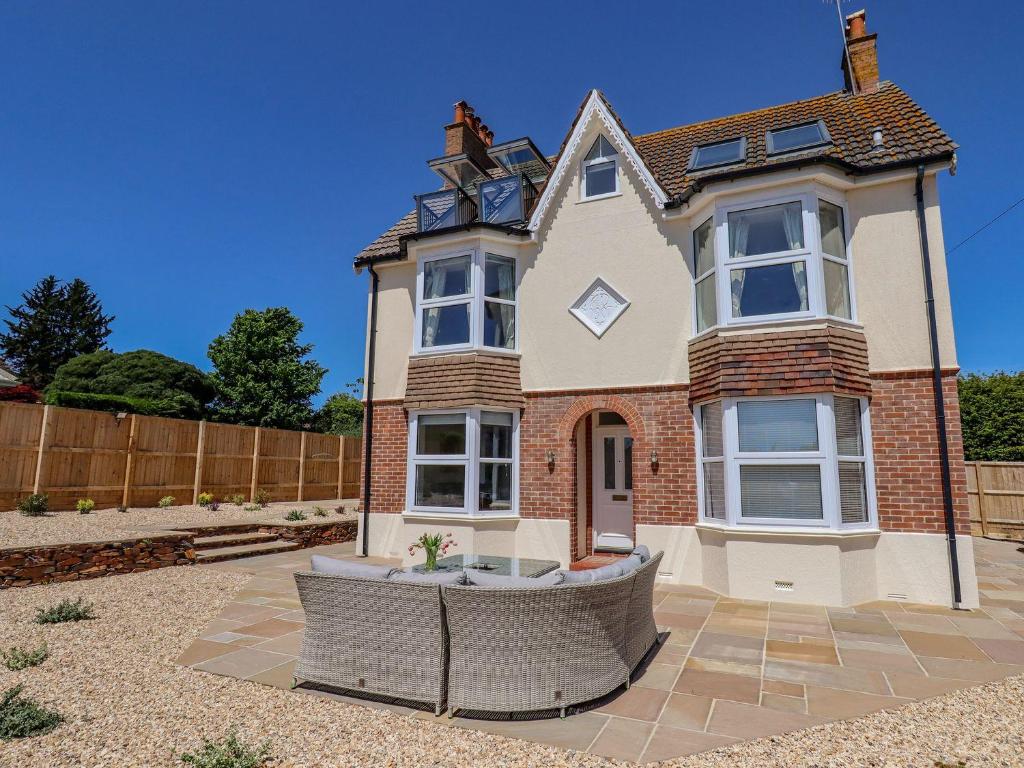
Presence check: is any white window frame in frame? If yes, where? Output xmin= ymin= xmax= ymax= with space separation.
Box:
xmin=694 ymin=394 xmax=877 ymax=532
xmin=690 ymin=188 xmax=858 ymax=336
xmin=579 ymin=135 xmax=620 ymax=202
xmin=414 ymin=248 xmax=519 ymax=355
xmin=692 ymin=216 xmax=717 ymax=334
xmin=406 ymin=407 xmax=520 ymax=518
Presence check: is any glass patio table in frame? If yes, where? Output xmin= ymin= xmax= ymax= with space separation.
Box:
xmin=411 ymin=553 xmax=560 ymax=578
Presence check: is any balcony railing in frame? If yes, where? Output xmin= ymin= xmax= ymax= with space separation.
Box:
xmin=416 ymin=174 xmax=539 ymax=233
xmin=416 ymin=188 xmax=478 ymax=232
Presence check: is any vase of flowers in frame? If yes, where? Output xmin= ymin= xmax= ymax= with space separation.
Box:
xmin=409 ymin=532 xmax=457 ymax=572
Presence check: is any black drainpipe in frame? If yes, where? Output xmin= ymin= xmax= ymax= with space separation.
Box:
xmin=360 ymin=263 xmax=380 ymax=557
xmin=914 ymin=164 xmax=962 ymax=608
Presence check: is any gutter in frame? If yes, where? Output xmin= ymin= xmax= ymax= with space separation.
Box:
xmin=914 ymin=164 xmax=963 ymax=609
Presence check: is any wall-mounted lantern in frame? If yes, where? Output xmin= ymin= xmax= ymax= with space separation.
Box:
xmin=546 ymin=450 xmax=556 ymax=470
xmin=650 ymin=449 xmax=659 ymax=467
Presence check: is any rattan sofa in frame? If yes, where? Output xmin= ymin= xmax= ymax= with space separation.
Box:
xmin=444 ymin=552 xmax=662 ymax=717
xmin=292 ymin=551 xmax=662 ymax=718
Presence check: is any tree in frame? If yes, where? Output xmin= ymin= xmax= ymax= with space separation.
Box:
xmin=958 ymin=372 xmax=1024 ymax=462
xmin=47 ymin=349 xmax=215 ymax=419
xmin=1 ymin=275 xmax=114 ymax=389
xmin=314 ymin=379 xmax=364 ymax=436
xmin=207 ymin=307 xmax=327 ymax=430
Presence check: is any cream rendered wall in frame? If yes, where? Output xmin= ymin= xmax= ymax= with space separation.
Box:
xmin=363 ymin=261 xmax=416 ymax=401
xmin=845 ymin=173 xmax=958 ymax=371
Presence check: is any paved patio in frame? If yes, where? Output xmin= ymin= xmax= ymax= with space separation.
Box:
xmin=177 ymin=537 xmax=1024 ymax=764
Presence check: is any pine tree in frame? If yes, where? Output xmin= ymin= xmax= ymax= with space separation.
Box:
xmin=0 ymin=276 xmax=114 ymax=389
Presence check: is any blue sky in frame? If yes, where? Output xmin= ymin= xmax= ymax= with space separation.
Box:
xmin=1 ymin=1 xmax=1021 ymax=402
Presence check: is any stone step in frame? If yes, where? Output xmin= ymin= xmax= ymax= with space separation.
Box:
xmin=195 ymin=539 xmax=301 ymax=563
xmin=193 ymin=532 xmax=279 ymax=550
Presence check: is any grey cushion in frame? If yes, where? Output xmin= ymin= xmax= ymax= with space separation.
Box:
xmin=618 ymin=554 xmax=644 ymax=575
xmin=390 ymin=569 xmax=467 ymax=585
xmin=559 ymin=562 xmax=625 ymax=583
xmin=632 ymin=545 xmax=651 ymax=563
xmin=310 ymin=555 xmax=397 ymax=580
xmin=464 ymin=569 xmax=565 ymax=588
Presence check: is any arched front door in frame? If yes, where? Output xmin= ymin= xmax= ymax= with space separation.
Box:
xmin=592 ymin=411 xmax=634 ymax=551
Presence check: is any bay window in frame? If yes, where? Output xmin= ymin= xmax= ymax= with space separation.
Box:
xmin=692 ymin=192 xmax=855 ymax=332
xmin=696 ymin=394 xmax=875 ymax=530
xmin=416 ymin=250 xmax=518 ymax=353
xmin=407 ymin=408 xmax=519 ymax=516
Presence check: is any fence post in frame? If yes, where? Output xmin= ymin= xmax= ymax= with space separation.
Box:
xmin=297 ymin=431 xmax=307 ymax=502
xmin=32 ymin=405 xmax=52 ymax=495
xmin=976 ymin=463 xmax=989 ymax=538
xmin=337 ymin=436 xmax=345 ymax=499
xmin=122 ymin=414 xmax=138 ymax=508
xmin=192 ymin=420 xmax=207 ymax=505
xmin=250 ymin=427 xmax=262 ymax=502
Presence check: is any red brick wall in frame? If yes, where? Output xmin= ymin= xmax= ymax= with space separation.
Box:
xmin=359 ymin=400 xmax=407 ymax=514
xmin=870 ymin=370 xmax=969 ymax=534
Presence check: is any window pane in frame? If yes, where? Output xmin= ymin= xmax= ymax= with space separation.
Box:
xmin=692 ymin=139 xmax=744 ymax=169
xmin=484 ymin=254 xmax=516 ymax=300
xmin=737 ymin=399 xmax=819 ymax=452
xmin=824 ymin=260 xmax=852 ymax=319
xmin=839 ymin=462 xmax=868 ymax=523
xmin=834 ymin=397 xmax=864 ymax=456
xmin=478 ymin=462 xmax=512 ymax=511
xmin=703 ymin=462 xmax=726 ymax=520
xmin=604 ymin=437 xmax=616 ymax=490
xmin=415 ymin=464 xmax=465 ymax=508
xmin=423 ymin=255 xmax=470 ymax=299
xmin=585 ymin=136 xmax=617 ymax=162
xmin=819 ymin=200 xmax=846 ymax=259
xmin=730 ymin=261 xmax=808 ymax=317
xmin=701 ymin=401 xmax=723 ymax=457
xmin=480 ymin=178 xmax=523 ymax=224
xmin=585 ymin=161 xmax=616 ymax=197
xmin=483 ymin=301 xmax=515 ymax=349
xmin=597 ymin=411 xmax=627 ymax=426
xmin=728 ymin=202 xmax=804 ymax=257
xmin=421 ymin=304 xmax=470 ymax=347
xmin=696 ymin=274 xmax=717 ymax=332
xmin=694 ymin=218 xmax=715 ymax=276
xmin=416 ymin=413 xmax=466 ymax=455
xmin=769 ymin=122 xmax=827 ymax=154
xmin=624 ymin=437 xmax=633 ymax=490
xmin=740 ymin=465 xmax=823 ymax=520
xmin=480 ymin=412 xmax=513 ymax=459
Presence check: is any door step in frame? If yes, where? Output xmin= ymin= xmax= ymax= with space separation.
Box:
xmin=193 ymin=531 xmax=280 ymax=550
xmin=195 ymin=539 xmax=302 ymax=563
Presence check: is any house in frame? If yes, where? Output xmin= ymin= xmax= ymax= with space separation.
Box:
xmin=0 ymin=365 xmax=18 ymax=388
xmin=352 ymin=10 xmax=978 ymax=608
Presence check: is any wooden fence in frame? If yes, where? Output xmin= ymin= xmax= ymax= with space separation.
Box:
xmin=0 ymin=401 xmax=362 ymax=511
xmin=967 ymin=461 xmax=1024 ymax=540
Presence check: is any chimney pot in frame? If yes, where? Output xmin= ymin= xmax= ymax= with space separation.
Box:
xmin=841 ymin=9 xmax=879 ymax=94
xmin=846 ymin=10 xmax=867 ymax=39
xmin=478 ymin=123 xmax=489 ymax=142
xmin=453 ymin=101 xmax=468 ymax=124
xmin=470 ymin=115 xmax=481 ymax=133
xmin=485 ymin=129 xmax=494 ymax=147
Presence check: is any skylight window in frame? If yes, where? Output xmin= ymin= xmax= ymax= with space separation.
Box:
xmin=766 ymin=120 xmax=831 ymax=155
xmin=690 ymin=138 xmax=746 ymax=170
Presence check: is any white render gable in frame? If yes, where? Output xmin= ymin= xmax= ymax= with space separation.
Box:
xmin=528 ymin=90 xmax=670 ymax=232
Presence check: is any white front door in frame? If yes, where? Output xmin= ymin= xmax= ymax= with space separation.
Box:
xmin=592 ymin=425 xmax=634 ymax=551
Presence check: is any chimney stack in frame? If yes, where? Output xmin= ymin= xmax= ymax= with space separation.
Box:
xmin=443 ymin=100 xmax=497 ymax=180
xmin=841 ymin=9 xmax=879 ymax=94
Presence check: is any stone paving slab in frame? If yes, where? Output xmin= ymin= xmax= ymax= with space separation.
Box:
xmin=178 ymin=537 xmax=1024 ymax=764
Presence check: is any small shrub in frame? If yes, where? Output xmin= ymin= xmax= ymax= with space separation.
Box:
xmin=253 ymin=489 xmax=271 ymax=508
xmin=209 ymin=501 xmax=220 ymax=511
xmin=230 ymin=494 xmax=246 ymax=506
xmin=0 ymin=685 xmax=63 ymax=740
xmin=313 ymin=506 xmax=327 ymax=517
xmin=34 ymin=598 xmax=95 ymax=625
xmin=1 ymin=644 xmax=48 ymax=671
xmin=197 ymin=492 xmax=215 ymax=507
xmin=117 ymin=504 xmax=129 ymax=513
xmin=158 ymin=496 xmax=176 ymax=508
xmin=180 ymin=730 xmax=271 ymax=768
xmin=75 ymin=498 xmax=95 ymax=514
xmin=16 ymin=494 xmax=48 ymax=517
xmin=334 ymin=505 xmax=346 ymax=515
xmin=284 ymin=509 xmax=306 ymax=522
xmin=242 ymin=504 xmax=260 ymax=512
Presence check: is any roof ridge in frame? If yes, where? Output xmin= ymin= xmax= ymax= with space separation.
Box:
xmin=633 ymin=82 xmax=898 ymax=141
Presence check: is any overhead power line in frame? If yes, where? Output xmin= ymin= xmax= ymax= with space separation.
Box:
xmin=947 ymin=195 xmax=1024 ymax=255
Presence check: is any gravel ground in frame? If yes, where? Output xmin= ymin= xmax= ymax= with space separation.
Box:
xmin=2 ymin=565 xmax=1022 ymax=767
xmin=0 ymin=500 xmax=357 ymax=549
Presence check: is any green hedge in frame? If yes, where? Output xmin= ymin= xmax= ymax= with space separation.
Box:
xmin=44 ymin=391 xmax=192 ymax=418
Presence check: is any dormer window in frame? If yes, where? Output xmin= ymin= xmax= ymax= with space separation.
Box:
xmin=690 ymin=138 xmax=746 ymax=171
xmin=766 ymin=120 xmax=831 ymax=155
xmin=582 ymin=136 xmax=619 ymax=199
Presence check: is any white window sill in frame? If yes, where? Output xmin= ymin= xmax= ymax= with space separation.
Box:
xmin=577 ymin=191 xmax=622 ymax=204
xmin=412 ymin=347 xmax=521 ymax=359
xmin=403 ymin=510 xmax=520 ymax=521
xmin=690 ymin=315 xmax=864 ymax=343
xmin=696 ymin=522 xmax=880 ymax=538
